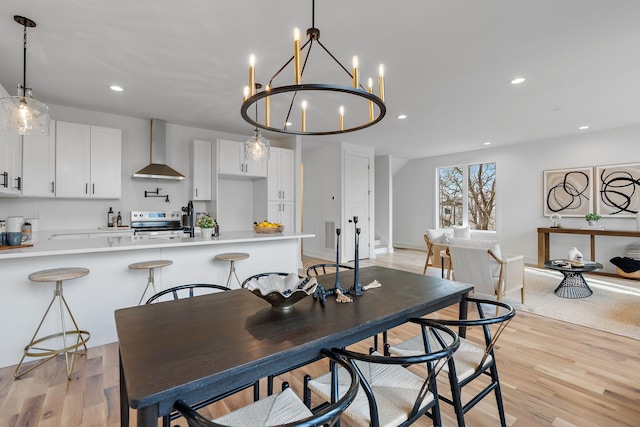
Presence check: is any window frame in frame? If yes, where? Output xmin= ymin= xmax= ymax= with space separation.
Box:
xmin=436 ymin=162 xmax=497 ymax=235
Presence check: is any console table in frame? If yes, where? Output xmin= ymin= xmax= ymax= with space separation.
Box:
xmin=537 ymin=227 xmax=640 ymax=268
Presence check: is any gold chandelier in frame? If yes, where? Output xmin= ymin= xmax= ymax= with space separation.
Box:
xmin=240 ymin=0 xmax=386 ymax=136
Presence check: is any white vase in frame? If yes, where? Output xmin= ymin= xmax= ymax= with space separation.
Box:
xmin=201 ymin=228 xmax=213 ymax=239
xmin=567 ymin=247 xmax=583 ymax=261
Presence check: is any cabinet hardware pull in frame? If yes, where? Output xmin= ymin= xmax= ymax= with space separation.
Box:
xmin=196 ymin=188 xmax=198 ymax=197
xmin=1 ymin=172 xmax=8 ymax=188
xmin=85 ymin=183 xmax=88 ymax=194
xmin=51 ymin=181 xmax=55 ymax=194
xmin=92 ymin=183 xmax=95 ymax=194
xmin=14 ymin=176 xmax=21 ymax=190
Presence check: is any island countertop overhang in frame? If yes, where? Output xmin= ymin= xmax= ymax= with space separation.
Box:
xmin=0 ymin=230 xmax=315 ymax=259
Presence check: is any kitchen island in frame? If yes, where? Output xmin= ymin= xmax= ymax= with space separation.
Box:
xmin=0 ymin=230 xmax=314 ymax=368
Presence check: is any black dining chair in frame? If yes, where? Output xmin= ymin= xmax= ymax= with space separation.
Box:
xmin=304 ymin=320 xmax=460 ymax=427
xmin=146 ymin=283 xmax=258 ymax=427
xmin=145 ymin=283 xmax=229 ymax=304
xmin=386 ymin=297 xmax=516 ymax=427
xmin=174 ymin=349 xmax=360 ymax=427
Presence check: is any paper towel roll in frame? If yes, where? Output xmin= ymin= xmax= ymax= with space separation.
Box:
xmin=26 ymin=218 xmax=39 ymax=232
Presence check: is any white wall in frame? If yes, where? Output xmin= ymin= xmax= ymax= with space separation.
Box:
xmin=393 ymin=123 xmax=640 ymax=273
xmin=302 ymin=143 xmax=342 ymax=259
xmin=374 ymin=155 xmax=393 ymax=252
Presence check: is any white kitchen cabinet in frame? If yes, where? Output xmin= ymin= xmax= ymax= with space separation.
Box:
xmin=0 ymin=129 xmax=23 ymax=196
xmin=90 ymin=126 xmax=121 ymax=198
xmin=267 ymin=147 xmax=294 ymax=201
xmin=22 ymin=120 xmax=56 ymax=197
xmin=191 ymin=139 xmax=212 ymax=200
xmin=55 ymin=122 xmax=121 ymax=199
xmin=268 ymin=200 xmax=294 ymax=232
xmin=217 ymin=139 xmax=266 ymax=178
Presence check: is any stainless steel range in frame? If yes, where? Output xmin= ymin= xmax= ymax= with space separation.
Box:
xmin=130 ymin=211 xmax=186 ymax=240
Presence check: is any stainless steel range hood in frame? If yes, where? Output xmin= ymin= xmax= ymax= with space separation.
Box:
xmin=133 ymin=119 xmax=185 ymax=180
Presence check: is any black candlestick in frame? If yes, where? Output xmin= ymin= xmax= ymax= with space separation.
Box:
xmin=351 ymin=226 xmax=363 ymax=296
xmin=335 ymin=228 xmax=342 ymax=291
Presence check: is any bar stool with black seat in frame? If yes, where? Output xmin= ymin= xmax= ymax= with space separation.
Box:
xmin=128 ymin=259 xmax=173 ymax=305
xmin=14 ymin=267 xmax=91 ymax=380
xmin=214 ymin=252 xmax=249 ymax=288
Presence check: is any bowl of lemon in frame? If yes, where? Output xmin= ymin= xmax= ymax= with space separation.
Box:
xmin=253 ymin=220 xmax=284 ymax=234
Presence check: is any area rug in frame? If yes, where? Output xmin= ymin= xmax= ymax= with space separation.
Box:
xmin=498 ymin=267 xmax=640 ymax=340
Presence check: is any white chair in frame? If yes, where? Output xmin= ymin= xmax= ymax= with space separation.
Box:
xmin=447 ymin=240 xmax=525 ymax=304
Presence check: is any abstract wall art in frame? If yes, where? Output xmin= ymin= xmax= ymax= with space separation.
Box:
xmin=543 ymin=167 xmax=593 ymax=217
xmin=595 ymin=163 xmax=640 ymax=217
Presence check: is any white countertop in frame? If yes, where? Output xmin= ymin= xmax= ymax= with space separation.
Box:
xmin=0 ymin=229 xmax=315 ymax=259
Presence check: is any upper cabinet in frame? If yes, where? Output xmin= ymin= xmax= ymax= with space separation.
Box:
xmin=192 ymin=139 xmax=212 ymax=200
xmin=217 ymin=139 xmax=266 ymax=178
xmin=0 ymin=128 xmax=22 ymax=196
xmin=22 ymin=120 xmax=56 ymax=197
xmin=55 ymin=121 xmax=121 ymax=199
xmin=267 ymin=147 xmax=294 ymax=202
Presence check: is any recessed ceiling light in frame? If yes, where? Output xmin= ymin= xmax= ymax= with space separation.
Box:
xmin=483 ymin=142 xmax=491 ymax=146
xmin=578 ymin=125 xmax=589 ymax=130
xmin=510 ymin=77 xmax=525 ymax=85
xmin=110 ymin=85 xmax=123 ymax=92
xmin=397 ymin=114 xmax=407 ymax=119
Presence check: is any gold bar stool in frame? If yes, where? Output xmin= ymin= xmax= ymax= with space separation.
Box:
xmin=214 ymin=252 xmax=250 ymax=288
xmin=128 ymin=259 xmax=173 ymax=305
xmin=15 ymin=267 xmax=91 ymax=380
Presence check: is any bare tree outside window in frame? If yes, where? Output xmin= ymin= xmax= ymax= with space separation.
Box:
xmin=468 ymin=163 xmax=496 ymax=231
xmin=438 ymin=166 xmax=463 ymax=227
xmin=437 ymin=162 xmax=496 ymax=231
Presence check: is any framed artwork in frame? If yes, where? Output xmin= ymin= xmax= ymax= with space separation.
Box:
xmin=595 ymin=163 xmax=640 ymax=217
xmin=543 ymin=167 xmax=593 ymax=217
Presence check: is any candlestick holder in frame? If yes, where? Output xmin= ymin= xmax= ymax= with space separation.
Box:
xmin=351 ymin=224 xmax=363 ymax=296
xmin=334 ymin=228 xmax=343 ymax=292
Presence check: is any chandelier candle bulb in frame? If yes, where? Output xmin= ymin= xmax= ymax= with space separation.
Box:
xmin=378 ymin=64 xmax=385 ymax=102
xmin=294 ymin=28 xmax=301 ymax=85
xmin=301 ymin=100 xmax=307 ymax=132
xmin=368 ymin=78 xmax=374 ymax=121
xmin=265 ymin=86 xmax=271 ymax=127
xmin=339 ymin=106 xmax=344 ymax=131
xmin=243 ymin=86 xmax=249 ymax=102
xmin=248 ymin=54 xmax=256 ymax=96
xmin=352 ymin=56 xmax=359 ymax=89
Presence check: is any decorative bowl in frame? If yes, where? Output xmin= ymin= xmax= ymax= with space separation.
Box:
xmin=245 ymin=273 xmax=317 ymax=311
xmin=254 ymin=225 xmax=284 ymax=234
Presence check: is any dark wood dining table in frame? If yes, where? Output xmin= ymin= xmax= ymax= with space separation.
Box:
xmin=115 ymin=265 xmax=473 ymax=427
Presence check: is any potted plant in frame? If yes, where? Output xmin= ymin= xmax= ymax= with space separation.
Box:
xmin=585 ymin=213 xmax=601 ymax=226
xmin=197 ymin=215 xmax=217 ymax=239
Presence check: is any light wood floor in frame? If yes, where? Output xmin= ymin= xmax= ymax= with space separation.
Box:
xmin=1 ymin=249 xmax=639 ymax=427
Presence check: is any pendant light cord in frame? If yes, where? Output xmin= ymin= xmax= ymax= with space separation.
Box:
xmin=22 ymin=20 xmax=27 ymax=99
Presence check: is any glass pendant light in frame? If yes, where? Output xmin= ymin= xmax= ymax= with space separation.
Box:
xmin=0 ymin=16 xmax=50 ymax=136
xmin=244 ymin=129 xmax=270 ymax=161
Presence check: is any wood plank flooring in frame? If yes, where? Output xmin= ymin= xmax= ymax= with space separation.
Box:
xmin=1 ymin=248 xmax=639 ymax=426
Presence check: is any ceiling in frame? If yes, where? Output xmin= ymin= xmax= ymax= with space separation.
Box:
xmin=1 ymin=0 xmax=639 ymax=159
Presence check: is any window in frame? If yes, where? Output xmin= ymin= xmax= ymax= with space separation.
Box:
xmin=437 ymin=162 xmax=496 ymax=231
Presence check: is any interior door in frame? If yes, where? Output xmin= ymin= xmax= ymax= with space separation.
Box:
xmin=344 ymin=153 xmax=371 ymax=261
